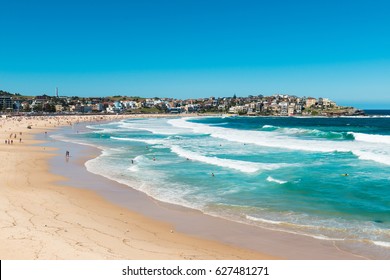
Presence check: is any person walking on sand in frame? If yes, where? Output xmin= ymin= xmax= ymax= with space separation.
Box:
xmin=66 ymin=150 xmax=70 ymax=158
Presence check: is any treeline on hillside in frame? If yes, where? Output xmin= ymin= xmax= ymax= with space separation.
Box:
xmin=0 ymin=90 xmax=21 ymax=96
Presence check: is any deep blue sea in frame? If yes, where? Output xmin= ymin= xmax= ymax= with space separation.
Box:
xmin=54 ymin=112 xmax=390 ymax=257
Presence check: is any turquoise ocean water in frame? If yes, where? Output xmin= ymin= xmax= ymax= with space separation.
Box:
xmin=54 ymin=112 xmax=390 ymax=258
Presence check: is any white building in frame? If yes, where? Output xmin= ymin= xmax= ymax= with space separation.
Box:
xmin=279 ymin=102 xmax=288 ymax=116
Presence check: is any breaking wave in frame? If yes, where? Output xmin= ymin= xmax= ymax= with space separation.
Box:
xmin=170 ymin=145 xmax=282 ymax=173
xmin=168 ymin=118 xmax=390 ymax=166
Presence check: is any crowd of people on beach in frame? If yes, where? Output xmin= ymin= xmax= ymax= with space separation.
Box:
xmin=4 ymin=132 xmax=22 ymax=144
xmin=1 ymin=114 xmax=127 ymax=146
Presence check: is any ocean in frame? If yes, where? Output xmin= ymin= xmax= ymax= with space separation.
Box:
xmin=53 ymin=112 xmax=390 ymax=258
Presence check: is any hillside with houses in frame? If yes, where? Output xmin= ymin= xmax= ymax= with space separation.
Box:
xmin=0 ymin=90 xmax=363 ymax=116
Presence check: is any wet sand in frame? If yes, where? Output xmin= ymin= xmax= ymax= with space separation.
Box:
xmin=42 ymin=117 xmax=370 ymax=260
xmin=0 ymin=115 xmax=274 ymax=259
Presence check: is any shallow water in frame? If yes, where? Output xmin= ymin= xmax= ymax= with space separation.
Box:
xmin=52 ymin=114 xmax=390 ymax=258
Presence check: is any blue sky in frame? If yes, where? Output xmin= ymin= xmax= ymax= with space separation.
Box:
xmin=1 ymin=0 xmax=389 ymax=108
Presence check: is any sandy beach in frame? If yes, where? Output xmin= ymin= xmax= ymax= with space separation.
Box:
xmin=0 ymin=114 xmax=274 ymax=259
xmin=1 ymin=114 xmax=375 ymax=260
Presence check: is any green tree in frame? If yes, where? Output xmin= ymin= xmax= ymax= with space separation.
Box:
xmin=43 ymin=103 xmax=56 ymax=112
xmin=33 ymin=103 xmax=43 ymax=112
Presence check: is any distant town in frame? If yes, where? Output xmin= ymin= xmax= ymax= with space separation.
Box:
xmin=0 ymin=89 xmax=364 ymax=116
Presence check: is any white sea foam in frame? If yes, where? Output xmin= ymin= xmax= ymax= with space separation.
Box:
xmin=86 ymin=151 xmax=206 ymax=211
xmin=280 ymin=127 xmax=313 ymax=135
xmin=110 ymin=136 xmax=164 ymax=145
xmin=219 ymin=187 xmax=244 ymax=195
xmin=119 ymin=119 xmax=189 ymax=135
xmin=245 ymin=215 xmax=347 ymax=241
xmin=170 ymin=145 xmax=281 ymax=173
xmin=262 ymin=125 xmax=275 ymax=128
xmin=246 ymin=215 xmax=283 ymax=225
xmin=169 ymin=118 xmax=350 ymax=153
xmin=209 ymin=122 xmax=229 ymax=126
xmin=372 ymin=241 xmax=390 ymax=248
xmin=168 ymin=118 xmax=390 ymax=166
xmin=59 ymin=118 xmax=390 ymax=256
xmin=266 ymin=176 xmax=288 ymax=184
xmin=86 ymin=123 xmax=121 ymax=130
xmin=263 ymin=125 xmax=350 ymax=140
xmin=94 ymin=128 xmax=132 ymax=134
xmin=351 ymin=132 xmax=390 ymax=145
xmin=133 ymin=155 xmax=146 ymax=162
xmin=261 ymin=125 xmax=278 ymax=130
xmin=353 ymin=150 xmax=390 ymax=166
xmin=127 ymin=165 xmax=139 ymax=172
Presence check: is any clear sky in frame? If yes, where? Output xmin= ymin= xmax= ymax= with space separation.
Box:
xmin=1 ymin=0 xmax=389 ymax=108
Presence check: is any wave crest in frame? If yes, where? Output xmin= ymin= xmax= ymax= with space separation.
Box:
xmin=170 ymin=145 xmax=282 ymax=173
xmin=266 ymin=176 xmax=288 ymax=184
xmin=169 ymin=118 xmax=390 ymax=166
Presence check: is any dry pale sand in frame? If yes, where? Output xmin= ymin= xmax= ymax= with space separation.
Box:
xmin=0 ymin=114 xmax=274 ymax=259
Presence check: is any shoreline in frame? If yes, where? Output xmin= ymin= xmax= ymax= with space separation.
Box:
xmin=0 ymin=115 xmax=274 ymax=259
xmin=44 ymin=117 xmax=372 ymax=259
xmin=1 ymin=114 xmax=383 ymax=259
